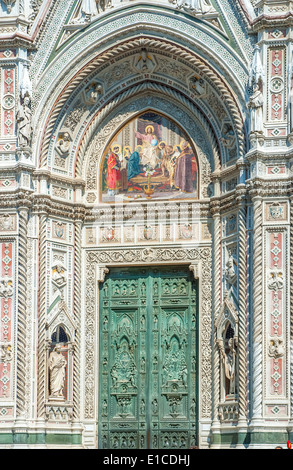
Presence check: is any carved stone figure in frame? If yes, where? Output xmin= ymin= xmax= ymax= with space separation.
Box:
xmin=0 ymin=344 xmax=12 ymax=362
xmin=268 ymin=338 xmax=284 ymax=359
xmin=223 ymin=338 xmax=236 ymax=395
xmin=225 ymin=252 xmax=237 ymax=286
xmin=56 ymin=132 xmax=71 ymax=156
xmin=174 ymin=0 xmax=215 ymax=14
xmin=2 ymin=0 xmax=16 ymax=13
xmin=49 ymin=345 xmax=67 ymax=399
xmin=268 ymin=270 xmax=284 ymax=291
xmin=247 ymin=83 xmax=264 ymax=134
xmin=135 ymin=48 xmax=156 ymax=72
xmin=84 ymin=82 xmax=103 ymax=105
xmin=72 ymin=0 xmax=99 ymax=23
xmin=0 ymin=214 xmax=15 ymax=232
xmin=221 ymin=123 xmax=236 ymax=149
xmin=52 ymin=263 xmax=67 ymax=293
xmin=218 ymin=336 xmax=237 ymax=396
xmin=189 ymin=76 xmax=206 ymax=96
xmin=16 ymin=96 xmax=32 ymax=148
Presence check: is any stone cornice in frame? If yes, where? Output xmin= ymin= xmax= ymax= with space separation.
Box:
xmin=247 ymin=177 xmax=293 ymax=197
xmin=210 ymin=185 xmax=248 ymax=214
xmin=245 ymin=147 xmax=293 ymax=162
xmin=32 ymin=170 xmax=85 ymax=188
xmin=251 ymin=12 xmax=293 ymax=32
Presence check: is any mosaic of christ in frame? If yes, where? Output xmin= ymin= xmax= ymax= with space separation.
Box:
xmin=101 ymin=112 xmax=198 ymax=202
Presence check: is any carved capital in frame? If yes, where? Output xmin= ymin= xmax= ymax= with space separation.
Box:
xmin=97 ymin=265 xmax=109 ymax=283
xmin=189 ymin=263 xmax=199 ymax=279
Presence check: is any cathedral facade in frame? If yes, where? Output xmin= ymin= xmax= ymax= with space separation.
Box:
xmin=0 ymin=0 xmax=292 ymax=449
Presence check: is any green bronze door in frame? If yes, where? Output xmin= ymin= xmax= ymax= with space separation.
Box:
xmin=99 ymin=266 xmax=198 ymax=449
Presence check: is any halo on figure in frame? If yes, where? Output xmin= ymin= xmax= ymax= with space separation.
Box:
xmin=165 ymin=145 xmax=174 ymax=155
xmin=180 ymin=140 xmax=190 ymax=150
xmin=159 ymin=141 xmax=167 ymax=148
xmin=123 ymin=146 xmax=132 ymax=156
xmin=145 ymin=125 xmax=154 ymax=134
xmin=173 ymin=144 xmax=181 ymax=152
xmin=111 ymin=143 xmax=121 ymax=153
xmin=135 ymin=145 xmax=143 ymax=153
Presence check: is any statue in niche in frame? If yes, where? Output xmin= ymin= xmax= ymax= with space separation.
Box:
xmin=221 ymin=122 xmax=236 ymax=149
xmin=247 ymin=82 xmax=264 ymax=134
xmin=225 ymin=251 xmax=237 ymax=286
xmin=0 ymin=276 xmax=13 ymax=298
xmin=2 ymin=0 xmax=16 ymax=14
xmin=189 ymin=75 xmax=206 ymax=96
xmin=16 ymin=95 xmax=32 ymax=148
xmin=84 ymin=82 xmax=103 ymax=105
xmin=218 ymin=333 xmax=237 ymax=396
xmin=56 ymin=132 xmax=71 ymax=156
xmin=49 ymin=345 xmax=67 ymax=399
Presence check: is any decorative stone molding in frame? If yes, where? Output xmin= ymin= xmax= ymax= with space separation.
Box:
xmin=85 ymin=245 xmax=212 ymax=421
xmin=37 ymin=36 xmax=246 ymax=171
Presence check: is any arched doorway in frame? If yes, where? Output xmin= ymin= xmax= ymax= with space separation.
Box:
xmin=98 ymin=265 xmax=198 ymax=449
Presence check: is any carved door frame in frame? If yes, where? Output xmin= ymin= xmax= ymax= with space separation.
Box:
xmin=98 ymin=264 xmax=199 ymax=449
xmin=83 ymin=246 xmax=213 ymax=447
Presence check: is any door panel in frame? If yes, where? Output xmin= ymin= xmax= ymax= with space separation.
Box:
xmin=99 ymin=267 xmax=197 ymax=449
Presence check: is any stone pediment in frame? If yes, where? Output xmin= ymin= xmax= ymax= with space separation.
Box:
xmin=47 ymin=298 xmax=76 ymax=341
xmin=215 ymin=294 xmax=239 ymax=340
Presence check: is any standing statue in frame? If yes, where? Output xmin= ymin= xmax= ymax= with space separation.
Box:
xmin=225 ymin=251 xmax=237 ymax=286
xmin=217 ymin=335 xmax=237 ymax=396
xmin=49 ymin=345 xmax=67 ymax=399
xmin=224 ymin=338 xmax=236 ymax=395
xmin=247 ymin=83 xmax=264 ymax=134
xmin=16 ymin=95 xmax=32 ymax=148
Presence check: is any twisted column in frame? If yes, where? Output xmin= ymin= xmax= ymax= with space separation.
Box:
xmin=37 ymin=214 xmax=48 ymax=418
xmin=237 ymin=203 xmax=248 ymax=422
xmin=251 ymin=197 xmax=263 ymax=422
xmin=16 ymin=208 xmax=29 ymax=417
xmin=290 ymin=197 xmax=293 ymax=421
xmin=73 ymin=220 xmax=82 ymax=420
xmin=211 ymin=208 xmax=221 ymax=425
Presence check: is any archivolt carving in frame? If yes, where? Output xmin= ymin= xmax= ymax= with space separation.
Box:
xmin=38 ymin=37 xmax=245 ymax=169
xmin=82 ymin=86 xmax=218 ymax=199
xmin=84 ymin=246 xmax=212 ymax=420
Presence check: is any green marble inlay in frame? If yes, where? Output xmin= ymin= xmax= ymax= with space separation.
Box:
xmin=0 ymin=432 xmax=82 ymax=446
